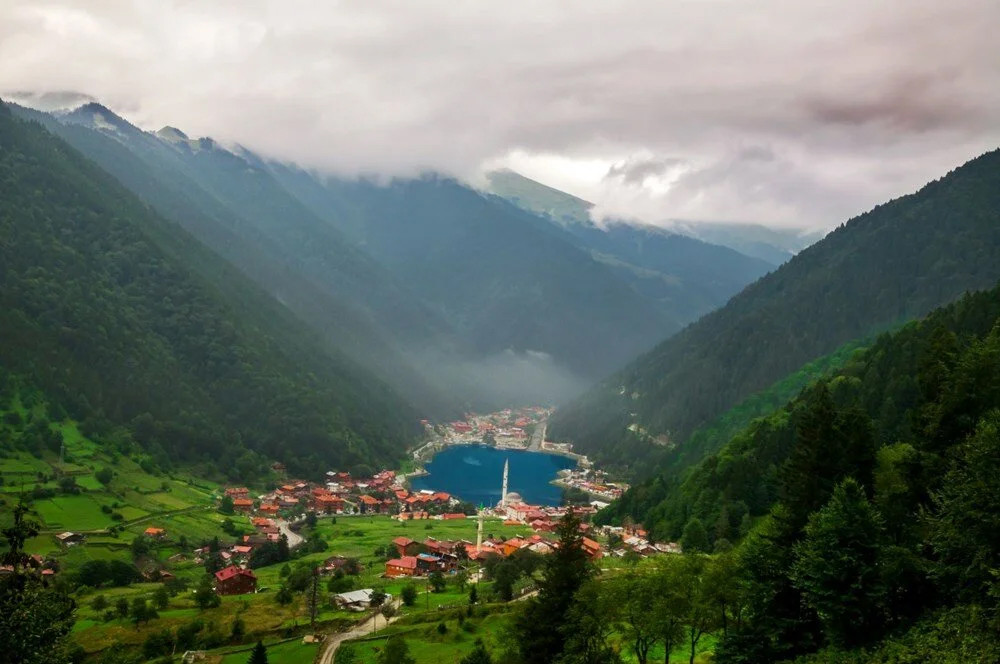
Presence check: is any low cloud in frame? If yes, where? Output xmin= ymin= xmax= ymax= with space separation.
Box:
xmin=414 ymin=348 xmax=589 ymax=411
xmin=1 ymin=0 xmax=997 ymax=229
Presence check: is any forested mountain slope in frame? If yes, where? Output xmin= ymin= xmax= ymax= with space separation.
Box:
xmin=266 ymin=169 xmax=678 ymax=383
xmin=485 ymin=169 xmax=776 ymax=318
xmin=0 ymin=101 xmax=418 ymax=477
xmin=603 ymin=282 xmax=1000 ymax=542
xmin=660 ymin=283 xmax=1000 ymax=663
xmin=14 ymin=101 xmax=742 ymax=409
xmin=10 ymin=103 xmax=458 ymax=417
xmin=555 ymin=220 xmax=773 ymax=323
xmin=550 ymin=148 xmax=1000 ymax=473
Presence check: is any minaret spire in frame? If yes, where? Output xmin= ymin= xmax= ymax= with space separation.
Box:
xmin=476 ymin=509 xmax=484 ymax=553
xmin=501 ymin=458 xmax=509 ymax=506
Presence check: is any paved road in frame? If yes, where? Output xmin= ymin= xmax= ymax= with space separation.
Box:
xmin=275 ymin=519 xmax=304 ymax=548
xmin=317 ymin=599 xmax=402 ymax=664
xmin=528 ymin=419 xmax=547 ymax=451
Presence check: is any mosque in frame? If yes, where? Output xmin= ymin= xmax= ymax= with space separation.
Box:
xmin=477 ymin=458 xmax=521 ymax=553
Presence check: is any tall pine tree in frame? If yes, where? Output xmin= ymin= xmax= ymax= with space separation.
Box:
xmin=790 ymin=478 xmax=887 ymax=648
xmin=513 ymin=509 xmax=593 ymax=664
xmin=248 ymin=640 xmax=268 ymax=664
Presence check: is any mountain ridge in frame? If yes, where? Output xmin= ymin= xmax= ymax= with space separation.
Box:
xmin=0 ymin=99 xmax=420 ymax=477
xmin=550 ymin=147 xmax=1000 ymax=475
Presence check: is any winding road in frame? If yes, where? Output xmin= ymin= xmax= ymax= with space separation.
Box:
xmin=317 ymin=598 xmax=403 ymax=664
xmin=275 ymin=519 xmax=304 ymax=548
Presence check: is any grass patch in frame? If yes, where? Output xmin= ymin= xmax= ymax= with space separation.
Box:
xmin=34 ymin=494 xmax=114 ymax=531
xmin=220 ymin=639 xmax=319 ymax=664
xmin=340 ymin=609 xmax=511 ymax=663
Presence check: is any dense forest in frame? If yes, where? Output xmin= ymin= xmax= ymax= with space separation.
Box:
xmin=11 ymin=102 xmax=778 ymax=411
xmin=595 ymin=282 xmax=1000 ymax=660
xmin=0 ymin=101 xmax=419 ymax=479
xmin=551 ymin=148 xmax=1000 ymax=477
xmin=10 ymin=102 xmax=459 ymax=418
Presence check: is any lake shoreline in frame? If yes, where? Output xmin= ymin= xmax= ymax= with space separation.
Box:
xmin=407 ymin=444 xmax=577 ymax=507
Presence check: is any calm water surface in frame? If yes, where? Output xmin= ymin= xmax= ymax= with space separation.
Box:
xmin=410 ymin=445 xmax=576 ymax=507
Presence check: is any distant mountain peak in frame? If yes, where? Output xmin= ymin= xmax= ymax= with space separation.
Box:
xmin=485 ymin=169 xmax=594 ymax=227
xmin=155 ymin=125 xmax=189 ymax=142
xmin=1 ymin=90 xmax=97 ymax=113
xmin=487 ymin=167 xmax=820 ymax=264
xmin=63 ymin=102 xmax=137 ymax=135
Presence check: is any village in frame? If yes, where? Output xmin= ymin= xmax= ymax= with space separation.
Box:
xmin=187 ymin=453 xmax=669 ymax=602
xmin=26 ymin=409 xmax=654 ymax=602
xmin=1 ymin=409 xmax=679 ymax=663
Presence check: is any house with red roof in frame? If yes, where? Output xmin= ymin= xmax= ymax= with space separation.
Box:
xmin=232 ymin=498 xmax=254 ymax=513
xmin=385 ymin=556 xmax=418 ymax=577
xmin=500 ymin=538 xmax=526 ymax=557
xmin=423 ymin=538 xmax=461 ymax=556
xmin=392 ymin=536 xmax=420 ymax=557
xmin=416 ymin=553 xmax=444 ymax=573
xmin=231 ymin=545 xmax=253 ymax=562
xmin=581 ymin=537 xmax=603 ymax=560
xmin=143 ymin=527 xmax=166 ymax=539
xmin=214 ymin=566 xmax=257 ymax=595
xmin=358 ymin=495 xmax=382 ymax=514
xmin=313 ymin=493 xmax=345 ymax=514
xmin=531 ymin=519 xmax=557 ymax=532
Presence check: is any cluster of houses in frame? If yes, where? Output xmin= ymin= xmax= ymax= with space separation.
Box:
xmin=0 ymin=553 xmax=58 ymax=578
xmin=553 ymin=467 xmax=629 ymax=502
xmin=496 ymin=499 xmax=599 ymax=533
xmin=222 ymin=470 xmax=465 ymax=521
xmin=382 ymin=522 xmax=606 ymax=580
xmin=425 ymin=406 xmax=552 ymax=449
xmin=600 ymin=524 xmax=682 ymax=558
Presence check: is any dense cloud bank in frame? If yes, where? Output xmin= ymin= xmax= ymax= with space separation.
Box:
xmin=2 ymin=1 xmax=998 ymax=228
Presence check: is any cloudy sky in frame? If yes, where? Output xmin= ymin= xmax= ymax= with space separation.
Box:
xmin=1 ymin=0 xmax=998 ymax=229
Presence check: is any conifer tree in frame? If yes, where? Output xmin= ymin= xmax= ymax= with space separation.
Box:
xmin=512 ymin=508 xmax=593 ymax=664
xmin=248 ymin=640 xmax=268 ymax=664
xmin=459 ymin=639 xmax=493 ymax=664
xmin=790 ymin=478 xmax=886 ymax=648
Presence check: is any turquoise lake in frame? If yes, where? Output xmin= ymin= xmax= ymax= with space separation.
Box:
xmin=409 ymin=445 xmax=576 ymax=507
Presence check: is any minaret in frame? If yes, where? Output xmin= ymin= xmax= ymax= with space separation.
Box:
xmin=476 ymin=509 xmax=484 ymax=553
xmin=501 ymin=458 xmax=509 ymax=507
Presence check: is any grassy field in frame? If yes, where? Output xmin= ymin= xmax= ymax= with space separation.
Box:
xmin=33 ymin=494 xmax=116 ymax=531
xmin=219 ymin=639 xmax=319 ymax=664
xmin=1 ymin=396 xmax=705 ymax=664
xmin=338 ymin=606 xmax=513 ymax=664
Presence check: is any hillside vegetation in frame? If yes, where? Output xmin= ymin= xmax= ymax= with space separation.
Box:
xmin=551 ymin=148 xmax=1000 ymax=476
xmin=0 ymin=101 xmax=418 ymax=478
xmin=596 ymin=282 xmax=1000 ymax=661
xmin=11 ymin=102 xmax=459 ymax=418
